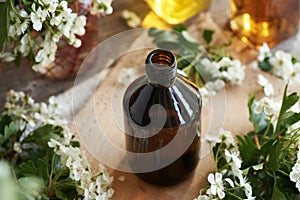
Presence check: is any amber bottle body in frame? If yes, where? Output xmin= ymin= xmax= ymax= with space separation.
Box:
xmin=123 ymin=49 xmax=201 ymax=186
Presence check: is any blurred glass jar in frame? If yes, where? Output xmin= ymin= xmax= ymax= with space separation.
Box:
xmin=145 ymin=0 xmax=212 ymax=24
xmin=229 ymin=0 xmax=300 ymax=48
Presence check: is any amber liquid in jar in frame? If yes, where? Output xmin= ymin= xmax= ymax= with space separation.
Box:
xmin=123 ymin=49 xmax=201 ymax=186
xmin=230 ymin=0 xmax=299 ymax=47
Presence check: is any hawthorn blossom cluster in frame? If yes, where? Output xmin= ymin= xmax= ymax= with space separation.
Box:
xmin=4 ymin=90 xmax=69 ymax=142
xmin=258 ymin=43 xmax=300 ymax=85
xmin=48 ymin=139 xmax=114 ymax=200
xmin=0 ymin=0 xmax=113 ymax=72
xmin=4 ymin=90 xmax=114 ymax=200
xmin=195 ymin=57 xmax=245 ymax=104
xmin=121 ymin=9 xmax=141 ymax=28
xmin=195 ymin=129 xmax=254 ymax=200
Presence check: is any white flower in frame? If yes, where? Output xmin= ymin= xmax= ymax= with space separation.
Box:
xmin=194 ymin=195 xmax=210 ymax=200
xmin=33 ymin=33 xmax=58 ymax=72
xmin=257 ymin=74 xmax=274 ymax=96
xmin=225 ymin=149 xmax=242 ymax=169
xmin=19 ymin=34 xmax=32 ymax=56
xmin=207 ymin=172 xmax=225 ymax=199
xmin=224 ymin=178 xmax=234 ymax=187
xmin=73 ymin=15 xmax=87 ymax=36
xmin=13 ymin=142 xmax=22 ymax=153
xmin=90 ymin=0 xmax=113 ymax=15
xmin=217 ymin=57 xmax=245 ymax=85
xmin=198 ymin=86 xmax=209 ymax=105
xmin=290 ymin=162 xmax=300 ymax=191
xmin=121 ymin=10 xmax=141 ymax=28
xmin=0 ymin=52 xmax=15 ymax=62
xmin=217 ymin=128 xmax=237 ymax=149
xmin=205 ymin=79 xmax=225 ymax=93
xmin=254 ymin=97 xmax=278 ymax=116
xmin=289 ymin=62 xmax=300 ymax=85
xmin=244 ymin=183 xmax=255 ymax=199
xmin=270 ymin=51 xmax=294 ymax=80
xmin=30 ymin=4 xmax=47 ymax=31
xmin=201 ymin=58 xmax=221 ymax=79
xmin=258 ymin=43 xmax=272 ymax=61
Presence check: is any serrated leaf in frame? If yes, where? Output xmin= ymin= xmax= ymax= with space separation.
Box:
xmin=202 ymin=29 xmax=214 ymax=44
xmin=3 ymin=122 xmax=18 ymax=138
xmin=0 ymin=1 xmax=9 ymax=51
xmin=18 ymin=160 xmax=38 ymax=177
xmin=0 ymin=114 xmax=12 ymax=133
xmin=18 ymin=176 xmax=44 ymax=200
xmin=18 ymin=159 xmax=49 ymax=182
xmin=0 ymin=116 xmax=18 ymax=145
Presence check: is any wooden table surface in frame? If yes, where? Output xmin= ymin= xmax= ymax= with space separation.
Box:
xmin=1 ymin=0 xmax=299 ymax=199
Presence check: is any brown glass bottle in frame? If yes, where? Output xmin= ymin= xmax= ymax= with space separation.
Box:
xmin=123 ymin=49 xmax=201 ymax=186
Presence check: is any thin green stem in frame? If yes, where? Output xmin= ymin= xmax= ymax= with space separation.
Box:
xmin=47 ymin=154 xmax=56 ymax=196
xmin=176 ymin=54 xmax=195 ymax=63
xmin=9 ymin=0 xmax=22 ymax=18
xmin=226 ymin=190 xmax=244 ymax=200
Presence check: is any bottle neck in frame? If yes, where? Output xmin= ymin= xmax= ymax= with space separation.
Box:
xmin=145 ymin=49 xmax=177 ymax=88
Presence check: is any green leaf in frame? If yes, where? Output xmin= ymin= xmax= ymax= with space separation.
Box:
xmin=264 ymin=140 xmax=281 ymax=171
xmin=252 ymin=163 xmax=264 ymax=170
xmin=70 ymin=141 xmax=80 ymax=148
xmin=18 ymin=160 xmax=38 ymax=177
xmin=173 ymin=24 xmax=187 ymax=32
xmin=0 ymin=114 xmax=12 ymax=132
xmin=275 ymin=85 xmax=300 ymax=135
xmin=24 ymin=125 xmax=63 ymax=146
xmin=0 ymin=115 xmax=18 ymax=145
xmin=281 ymin=92 xmax=299 ymax=113
xmin=292 ymin=57 xmax=297 ymax=64
xmin=55 ymin=179 xmax=78 ymax=200
xmin=18 ymin=159 xmax=48 ymax=181
xmin=258 ymin=60 xmax=273 ymax=71
xmin=18 ymin=176 xmax=44 ymax=200
xmin=248 ymin=95 xmax=268 ymax=133
xmin=148 ymin=28 xmax=163 ymax=37
xmin=283 ymin=112 xmax=300 ymax=128
xmin=153 ymin=31 xmax=180 ymax=50
xmin=237 ymin=134 xmax=259 ymax=168
xmin=271 ymin=184 xmax=287 ymax=200
xmin=202 ymin=29 xmax=214 ymax=44
xmin=0 ymin=1 xmax=9 ymax=51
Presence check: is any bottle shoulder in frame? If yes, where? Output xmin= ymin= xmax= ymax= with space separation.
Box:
xmin=123 ymin=75 xmax=201 ymax=127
